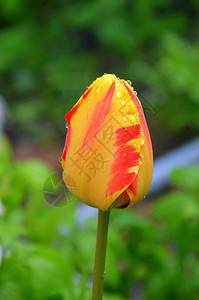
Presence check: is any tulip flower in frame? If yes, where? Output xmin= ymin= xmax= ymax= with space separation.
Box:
xmin=61 ymin=74 xmax=153 ymax=210
xmin=61 ymin=74 xmax=153 ymax=300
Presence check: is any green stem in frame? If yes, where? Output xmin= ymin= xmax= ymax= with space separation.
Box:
xmin=92 ymin=209 xmax=111 ymax=300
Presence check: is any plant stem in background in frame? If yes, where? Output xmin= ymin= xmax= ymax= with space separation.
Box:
xmin=92 ymin=209 xmax=110 ymax=300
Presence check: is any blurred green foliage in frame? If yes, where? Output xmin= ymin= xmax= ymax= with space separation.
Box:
xmin=0 ymin=0 xmax=199 ymax=141
xmin=1 ymin=137 xmax=199 ymax=299
xmin=1 ymin=1 xmax=199 ymax=298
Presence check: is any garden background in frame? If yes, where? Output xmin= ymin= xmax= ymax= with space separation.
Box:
xmin=0 ymin=0 xmax=199 ymax=299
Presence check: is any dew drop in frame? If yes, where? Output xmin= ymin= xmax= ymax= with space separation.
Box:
xmin=121 ymin=153 xmax=127 ymax=161
xmin=127 ymin=80 xmax=132 ymax=86
xmin=140 ymin=154 xmax=144 ymax=163
xmin=115 ymin=79 xmax=120 ymax=86
xmin=85 ymin=86 xmax=89 ymax=89
xmin=58 ymin=156 xmax=62 ymax=163
xmin=135 ymin=169 xmax=138 ymax=174
xmin=96 ymin=86 xmax=101 ymax=93
xmin=141 ymin=132 xmax=145 ymax=145
xmin=134 ymin=91 xmax=138 ymax=96
xmin=112 ymin=73 xmax=116 ymax=77
xmin=116 ymin=90 xmax=122 ymax=98
xmin=121 ymin=99 xmax=126 ymax=105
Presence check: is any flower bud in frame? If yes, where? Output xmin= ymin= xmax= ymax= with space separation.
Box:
xmin=61 ymin=74 xmax=153 ymax=210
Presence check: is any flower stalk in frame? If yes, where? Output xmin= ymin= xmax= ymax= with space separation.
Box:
xmin=92 ymin=209 xmax=110 ymax=300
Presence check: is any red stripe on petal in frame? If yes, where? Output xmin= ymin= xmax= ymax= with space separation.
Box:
xmin=112 ymin=145 xmax=140 ymax=174
xmin=62 ymin=87 xmax=93 ymax=163
xmin=82 ymin=86 xmax=93 ymax=99
xmin=115 ymin=125 xmax=140 ymax=147
xmin=106 ymin=172 xmax=135 ymax=197
xmin=62 ymin=140 xmax=67 ymax=161
xmin=61 ymin=127 xmax=72 ymax=162
xmin=123 ymin=82 xmax=152 ymax=159
xmin=106 ymin=144 xmax=140 ymax=197
xmin=65 ymin=87 xmax=93 ymax=122
xmin=83 ymin=82 xmax=115 ymax=146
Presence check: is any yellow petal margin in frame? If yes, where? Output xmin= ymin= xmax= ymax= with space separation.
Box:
xmin=62 ymin=74 xmax=153 ymax=210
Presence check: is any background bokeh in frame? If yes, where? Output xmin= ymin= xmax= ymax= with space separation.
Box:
xmin=0 ymin=0 xmax=199 ymax=299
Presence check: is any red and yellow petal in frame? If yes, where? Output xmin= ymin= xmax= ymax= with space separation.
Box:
xmin=62 ymin=74 xmax=153 ymax=210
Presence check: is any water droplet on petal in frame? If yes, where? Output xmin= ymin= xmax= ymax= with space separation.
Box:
xmin=140 ymin=154 xmax=144 ymax=163
xmin=134 ymin=91 xmax=138 ymax=96
xmin=112 ymin=74 xmax=116 ymax=77
xmin=127 ymin=80 xmax=132 ymax=86
xmin=96 ymin=86 xmax=101 ymax=93
xmin=121 ymin=99 xmax=126 ymax=105
xmin=85 ymin=86 xmax=89 ymax=89
xmin=141 ymin=132 xmax=145 ymax=145
xmin=58 ymin=156 xmax=62 ymax=163
xmin=121 ymin=153 xmax=127 ymax=161
xmin=116 ymin=90 xmax=122 ymax=97
xmin=135 ymin=169 xmax=138 ymax=174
